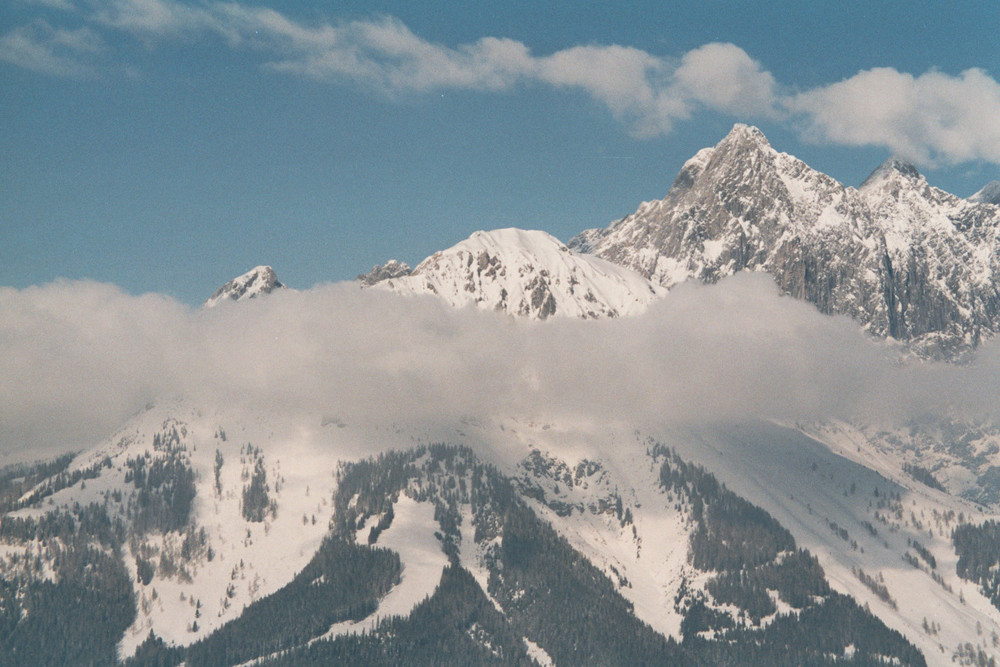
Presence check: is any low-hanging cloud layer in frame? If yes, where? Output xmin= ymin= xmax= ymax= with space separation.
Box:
xmin=1 ymin=273 xmax=994 ymax=461
xmin=3 ymin=1 xmax=1000 ymax=165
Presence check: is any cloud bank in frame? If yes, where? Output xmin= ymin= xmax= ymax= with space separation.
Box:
xmin=788 ymin=67 xmax=1000 ymax=165
xmin=0 ymin=273 xmax=987 ymax=462
xmin=4 ymin=1 xmax=1000 ymax=164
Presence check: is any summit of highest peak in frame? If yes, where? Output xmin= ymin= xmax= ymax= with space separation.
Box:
xmin=700 ymin=124 xmax=780 ymax=176
xmin=574 ymin=125 xmax=1000 ymax=357
xmin=719 ymin=123 xmax=772 ymax=149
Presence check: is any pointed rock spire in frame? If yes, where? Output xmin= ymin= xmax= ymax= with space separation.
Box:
xmin=204 ymin=266 xmax=285 ymax=308
xmin=721 ymin=123 xmax=771 ymax=148
xmin=358 ymin=260 xmax=413 ymax=286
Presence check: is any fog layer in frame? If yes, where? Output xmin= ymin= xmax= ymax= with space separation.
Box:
xmin=0 ymin=273 xmax=980 ymax=459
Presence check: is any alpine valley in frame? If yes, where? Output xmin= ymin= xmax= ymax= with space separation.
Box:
xmin=8 ymin=126 xmax=1000 ymax=667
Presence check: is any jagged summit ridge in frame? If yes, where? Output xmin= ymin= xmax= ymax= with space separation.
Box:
xmin=198 ymin=126 xmax=1000 ymax=355
xmin=571 ymin=123 xmax=849 ymax=288
xmin=357 ymin=259 xmax=412 ymax=286
xmin=571 ymin=124 xmax=1000 ymax=356
xmin=204 ymin=265 xmax=286 ymax=308
xmin=366 ymin=228 xmax=664 ymax=319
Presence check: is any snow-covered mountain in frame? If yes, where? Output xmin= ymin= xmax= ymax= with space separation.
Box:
xmin=572 ymin=124 xmax=1000 ymax=357
xmin=6 ymin=402 xmax=989 ymax=666
xmin=364 ymin=228 xmax=665 ymax=319
xmin=13 ymin=126 xmax=1000 ymax=667
xmin=203 ymin=266 xmax=286 ymax=308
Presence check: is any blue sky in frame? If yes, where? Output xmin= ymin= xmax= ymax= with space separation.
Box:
xmin=4 ymin=0 xmax=1000 ymax=304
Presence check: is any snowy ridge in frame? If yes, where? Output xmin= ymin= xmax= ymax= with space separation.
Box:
xmin=204 ymin=266 xmax=286 ymax=308
xmin=110 ymin=405 xmax=337 ymax=653
xmin=370 ymin=228 xmax=665 ymax=319
xmin=572 ymin=124 xmax=1000 ymax=356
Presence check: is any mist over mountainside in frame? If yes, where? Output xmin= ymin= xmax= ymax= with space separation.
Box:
xmin=8 ymin=126 xmax=1000 ymax=666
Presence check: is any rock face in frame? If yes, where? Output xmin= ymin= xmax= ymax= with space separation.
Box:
xmin=204 ymin=266 xmax=285 ymax=308
xmin=571 ymin=124 xmax=1000 ymax=356
xmin=366 ymin=228 xmax=664 ymax=319
xmin=357 ymin=260 xmax=412 ymax=286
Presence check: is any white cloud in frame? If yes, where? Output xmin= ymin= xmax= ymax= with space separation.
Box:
xmin=0 ymin=22 xmax=103 ymax=77
xmin=788 ymin=67 xmax=1000 ymax=165
xmin=0 ymin=273 xmax=978 ymax=462
xmin=342 ymin=17 xmax=533 ymax=92
xmin=536 ymin=44 xmax=669 ymax=131
xmin=7 ymin=2 xmax=1000 ymax=165
xmin=92 ymin=0 xmax=218 ymax=36
xmin=245 ymin=23 xmax=779 ymax=137
xmin=256 ymin=15 xmax=535 ymax=93
xmin=4 ymin=1 xmax=780 ymax=137
xmin=673 ymin=42 xmax=779 ymax=118
xmin=19 ymin=0 xmax=77 ymax=10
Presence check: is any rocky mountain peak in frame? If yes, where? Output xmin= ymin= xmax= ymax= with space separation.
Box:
xmin=668 ymin=146 xmax=716 ymax=192
xmin=706 ymin=123 xmax=777 ymax=175
xmin=970 ymin=180 xmax=1000 ymax=206
xmin=358 ymin=259 xmax=412 ymax=286
xmin=860 ymin=156 xmax=923 ymax=189
xmin=721 ymin=123 xmax=771 ymax=149
xmin=204 ymin=265 xmax=285 ymax=308
xmin=572 ymin=127 xmax=1000 ymax=357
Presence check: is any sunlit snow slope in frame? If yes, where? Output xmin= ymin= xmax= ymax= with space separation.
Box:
xmin=367 ymin=228 xmax=665 ymax=319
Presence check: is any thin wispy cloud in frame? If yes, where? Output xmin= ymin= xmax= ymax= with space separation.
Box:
xmin=4 ymin=0 xmax=1000 ymax=165
xmin=257 ymin=16 xmax=535 ymax=94
xmin=0 ymin=21 xmax=103 ymax=77
xmin=92 ymin=0 xmax=217 ymax=36
xmin=15 ymin=0 xmax=77 ymax=9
